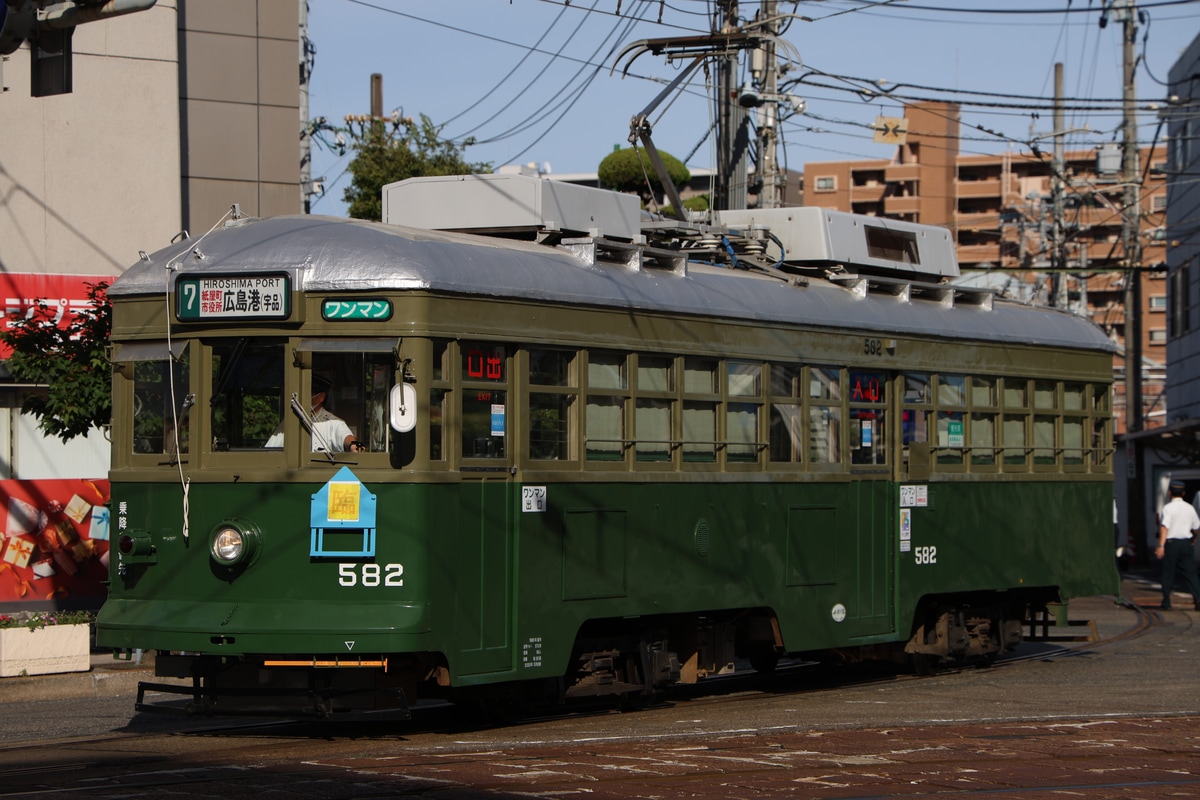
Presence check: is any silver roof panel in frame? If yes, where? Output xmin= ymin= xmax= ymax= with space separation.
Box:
xmin=112 ymin=215 xmax=1113 ymax=353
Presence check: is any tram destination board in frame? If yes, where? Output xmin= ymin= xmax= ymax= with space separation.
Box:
xmin=176 ymin=274 xmax=291 ymax=321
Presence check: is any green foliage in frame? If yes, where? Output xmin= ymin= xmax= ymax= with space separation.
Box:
xmin=342 ymin=113 xmax=491 ymax=221
xmin=597 ymin=147 xmax=691 ymax=203
xmin=0 ymin=283 xmax=111 ymax=443
xmin=661 ymin=194 xmax=711 ymax=218
xmin=0 ymin=610 xmax=93 ymax=630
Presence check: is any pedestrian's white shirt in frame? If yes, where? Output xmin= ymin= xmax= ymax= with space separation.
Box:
xmin=1161 ymin=497 xmax=1200 ymax=540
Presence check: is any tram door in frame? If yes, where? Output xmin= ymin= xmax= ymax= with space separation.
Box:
xmin=454 ymin=343 xmax=515 ymax=676
xmin=846 ymin=369 xmax=895 ymax=637
xmin=455 ymin=476 xmax=514 ymax=675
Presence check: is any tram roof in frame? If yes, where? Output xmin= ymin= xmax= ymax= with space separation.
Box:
xmin=112 ymin=214 xmax=1115 ymax=354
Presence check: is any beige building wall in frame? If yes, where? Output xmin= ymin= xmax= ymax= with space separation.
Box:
xmin=178 ymin=0 xmax=300 ymax=233
xmin=0 ymin=3 xmax=182 ymax=277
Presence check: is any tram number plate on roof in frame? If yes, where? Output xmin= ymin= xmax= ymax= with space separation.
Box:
xmin=176 ymin=275 xmax=290 ymax=321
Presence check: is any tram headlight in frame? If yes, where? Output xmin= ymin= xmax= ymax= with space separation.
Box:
xmin=209 ymin=522 xmax=260 ymax=568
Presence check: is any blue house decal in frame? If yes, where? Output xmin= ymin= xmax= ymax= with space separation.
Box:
xmin=310 ymin=466 xmax=377 ymax=558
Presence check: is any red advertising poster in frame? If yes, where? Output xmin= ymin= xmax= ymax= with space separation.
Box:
xmin=0 ymin=479 xmax=110 ymax=609
xmin=0 ymin=273 xmax=116 ymax=359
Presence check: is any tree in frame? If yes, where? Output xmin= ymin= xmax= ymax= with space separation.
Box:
xmin=598 ymin=147 xmax=691 ymax=206
xmin=342 ymin=113 xmax=490 ymax=221
xmin=0 ymin=282 xmax=111 ymax=442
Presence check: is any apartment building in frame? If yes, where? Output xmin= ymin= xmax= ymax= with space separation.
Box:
xmin=803 ymin=101 xmax=1168 ymax=435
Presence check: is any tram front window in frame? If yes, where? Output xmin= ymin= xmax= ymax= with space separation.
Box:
xmin=211 ymin=339 xmax=284 ymax=450
xmin=127 ymin=343 xmax=191 ymax=455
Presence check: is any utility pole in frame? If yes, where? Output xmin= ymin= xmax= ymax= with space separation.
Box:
xmin=1050 ymin=62 xmax=1067 ymax=308
xmin=715 ymin=1 xmax=749 ymax=210
xmin=753 ymin=1 xmax=780 ymax=209
xmin=1115 ymin=0 xmax=1145 ymax=550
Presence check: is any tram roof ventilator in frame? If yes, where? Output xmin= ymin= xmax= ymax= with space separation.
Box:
xmin=383 ymin=174 xmax=993 ymax=309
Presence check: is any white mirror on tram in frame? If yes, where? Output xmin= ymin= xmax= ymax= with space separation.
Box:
xmin=390 ymin=383 xmax=417 ymax=433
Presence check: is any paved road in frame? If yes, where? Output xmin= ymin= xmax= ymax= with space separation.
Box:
xmin=0 ymin=580 xmax=1197 ymax=798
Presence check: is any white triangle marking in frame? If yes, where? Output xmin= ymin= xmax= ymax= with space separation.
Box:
xmin=345 ymin=641 xmax=355 ymax=651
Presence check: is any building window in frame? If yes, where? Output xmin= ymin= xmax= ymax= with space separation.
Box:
xmin=1150 ymin=193 xmax=1167 ymax=213
xmin=1149 ymin=328 xmax=1167 ymax=343
xmin=1150 ymin=295 xmax=1167 ymax=311
xmin=814 ymin=176 xmax=836 ymax=192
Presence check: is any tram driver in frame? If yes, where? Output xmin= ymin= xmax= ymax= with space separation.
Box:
xmin=265 ymin=374 xmax=365 ymax=453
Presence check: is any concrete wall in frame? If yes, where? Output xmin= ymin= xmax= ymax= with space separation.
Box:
xmin=0 ymin=3 xmax=183 ymax=278
xmin=178 ymin=0 xmax=300 ymax=233
xmin=1166 ymin=32 xmax=1200 ymax=423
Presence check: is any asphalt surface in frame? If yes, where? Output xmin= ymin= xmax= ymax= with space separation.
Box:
xmin=0 ymin=563 xmax=1177 ymax=707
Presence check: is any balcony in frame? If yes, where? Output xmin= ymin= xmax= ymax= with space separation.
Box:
xmin=956 ymin=243 xmax=1003 ymax=267
xmin=884 ymin=195 xmax=922 ymax=216
xmin=885 ymin=164 xmax=920 ymax=182
xmin=850 ymin=183 xmax=887 ymax=203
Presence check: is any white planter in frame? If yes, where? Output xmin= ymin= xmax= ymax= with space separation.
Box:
xmin=0 ymin=624 xmax=90 ymax=677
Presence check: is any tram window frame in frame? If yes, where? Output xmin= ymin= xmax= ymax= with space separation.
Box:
xmin=682 ymin=357 xmax=719 ymax=466
xmin=969 ymin=376 xmax=999 ymax=470
xmin=1031 ymin=380 xmax=1059 ymax=470
xmin=1062 ymin=382 xmax=1087 ymax=470
xmin=460 ymin=341 xmax=510 ymax=462
xmin=526 ymin=348 xmax=577 ymax=464
xmin=1001 ymin=378 xmax=1030 ymax=471
xmin=208 ymin=337 xmax=288 ymax=456
xmin=584 ymin=350 xmax=629 ymax=467
xmin=768 ymin=362 xmax=804 ymax=467
xmin=632 ymin=353 xmax=675 ymax=468
xmin=428 ymin=339 xmax=451 ymax=465
xmin=807 ymin=366 xmax=844 ymax=470
xmin=725 ymin=360 xmax=763 ymax=468
xmin=1089 ymin=383 xmax=1113 ymax=471
xmin=305 ymin=346 xmax=394 ymax=461
xmin=934 ymin=374 xmax=967 ymax=469
xmin=848 ymin=369 xmax=887 ymax=467
xmin=901 ymin=372 xmax=933 ymax=475
xmin=114 ymin=340 xmax=192 ymax=463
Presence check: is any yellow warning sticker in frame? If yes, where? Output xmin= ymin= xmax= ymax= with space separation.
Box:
xmin=328 ymin=482 xmax=360 ymax=522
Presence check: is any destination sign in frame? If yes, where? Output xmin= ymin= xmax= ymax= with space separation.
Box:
xmin=176 ymin=274 xmax=290 ymax=321
xmin=321 ymin=298 xmax=393 ymax=321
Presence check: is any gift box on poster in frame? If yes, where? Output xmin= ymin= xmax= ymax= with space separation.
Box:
xmin=3 ymin=536 xmax=34 ymax=569
xmin=32 ymin=558 xmax=55 ymax=578
xmin=89 ymin=505 xmax=110 ymax=541
xmin=64 ymin=494 xmax=92 ymax=524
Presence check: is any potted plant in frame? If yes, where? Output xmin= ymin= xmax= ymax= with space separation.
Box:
xmin=0 ymin=611 xmax=92 ymax=677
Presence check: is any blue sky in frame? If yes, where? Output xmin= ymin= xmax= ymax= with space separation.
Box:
xmin=304 ymin=1 xmax=1200 ymax=216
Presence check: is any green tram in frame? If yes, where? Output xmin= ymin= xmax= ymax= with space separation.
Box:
xmin=97 ymin=175 xmax=1118 ymax=714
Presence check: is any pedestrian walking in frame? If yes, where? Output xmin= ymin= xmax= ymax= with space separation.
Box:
xmin=1155 ymin=481 xmax=1200 ymax=611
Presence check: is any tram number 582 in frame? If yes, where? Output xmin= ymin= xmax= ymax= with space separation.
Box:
xmin=337 ymin=563 xmax=404 ymax=587
xmin=913 ymin=546 xmax=937 ymax=565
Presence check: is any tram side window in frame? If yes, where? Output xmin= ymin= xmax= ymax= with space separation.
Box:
xmin=1032 ymin=380 xmax=1058 ymax=466
xmin=768 ymin=363 xmax=804 ymax=464
xmin=128 ymin=344 xmax=191 ymax=455
xmin=808 ymin=367 xmax=842 ymax=464
xmin=634 ymin=355 xmax=673 ymax=463
xmin=1062 ymin=382 xmax=1086 ymax=467
xmin=211 ymin=339 xmax=284 ymax=450
xmin=902 ymin=373 xmax=932 ymax=446
xmin=970 ymin=377 xmax=998 ymax=467
xmin=529 ymin=348 xmax=574 ymax=461
xmin=682 ymin=358 xmax=718 ymax=463
xmin=585 ymin=351 xmax=627 ymax=462
xmin=849 ymin=370 xmax=887 ymax=466
xmin=935 ymin=374 xmax=966 ymax=465
xmin=726 ymin=361 xmax=761 ymax=464
xmin=462 ymin=342 xmax=507 ymax=459
xmin=1090 ymin=384 xmax=1112 ymax=469
xmin=1002 ymin=378 xmax=1029 ymax=468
